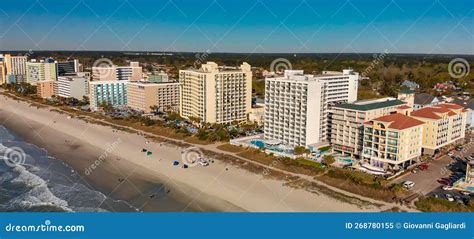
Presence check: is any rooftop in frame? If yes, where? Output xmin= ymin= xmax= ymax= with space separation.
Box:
xmin=414 ymin=93 xmax=436 ymax=105
xmin=265 ymin=69 xmax=359 ymax=83
xmin=399 ymin=89 xmax=416 ymax=94
xmin=129 ymin=80 xmax=179 ymax=85
xmin=367 ymin=113 xmax=425 ymax=130
xmin=410 ymin=103 xmax=465 ymax=119
xmin=333 ymin=98 xmax=406 ymax=111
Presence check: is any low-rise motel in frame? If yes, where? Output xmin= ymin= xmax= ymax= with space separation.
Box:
xmin=36 ymin=80 xmax=55 ymax=98
xmin=127 ymin=80 xmax=180 ymax=113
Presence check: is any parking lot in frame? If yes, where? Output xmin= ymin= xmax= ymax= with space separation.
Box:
xmin=394 ymin=132 xmax=474 ymax=203
xmin=394 ymin=155 xmax=454 ymax=195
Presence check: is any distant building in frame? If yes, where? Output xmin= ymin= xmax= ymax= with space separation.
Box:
xmin=410 ymin=103 xmax=467 ymax=155
xmin=264 ymin=69 xmax=359 ymax=147
xmin=330 ymin=97 xmax=407 ymax=157
xmin=401 ymin=80 xmax=419 ymax=90
xmin=179 ymin=62 xmax=252 ymax=124
xmin=26 ymin=60 xmax=57 ymax=84
xmin=36 ymin=80 xmax=55 ymax=98
xmin=127 ymin=80 xmax=180 ymax=113
xmin=248 ymin=104 xmax=265 ymax=126
xmin=452 ymin=98 xmax=474 ymax=129
xmin=414 ymin=93 xmax=441 ymax=109
xmin=89 ymin=80 xmax=128 ymax=111
xmin=362 ymin=113 xmax=424 ymax=171
xmin=0 ymin=55 xmax=6 ymax=84
xmin=55 ymin=75 xmax=88 ymax=99
xmin=92 ymin=62 xmax=142 ymax=81
xmin=147 ymin=71 xmax=169 ymax=82
xmin=57 ymin=59 xmax=79 ymax=76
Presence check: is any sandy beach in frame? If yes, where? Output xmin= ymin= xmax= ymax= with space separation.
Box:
xmin=0 ymin=93 xmax=382 ymax=212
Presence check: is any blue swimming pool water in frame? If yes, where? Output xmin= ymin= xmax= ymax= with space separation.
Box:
xmin=250 ymin=140 xmax=265 ymax=149
xmin=339 ymin=158 xmax=353 ymax=164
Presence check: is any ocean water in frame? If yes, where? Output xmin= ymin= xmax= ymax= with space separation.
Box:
xmin=0 ymin=125 xmax=138 ymax=212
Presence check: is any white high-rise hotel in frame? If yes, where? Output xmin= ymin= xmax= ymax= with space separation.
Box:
xmin=264 ymin=69 xmax=359 ymax=147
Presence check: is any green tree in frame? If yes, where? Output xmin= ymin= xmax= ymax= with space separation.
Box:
xmin=322 ymin=155 xmax=336 ymax=166
xmin=294 ymin=146 xmax=310 ymax=155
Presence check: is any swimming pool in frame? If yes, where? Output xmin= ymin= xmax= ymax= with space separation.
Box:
xmin=339 ymin=158 xmax=353 ymax=165
xmin=250 ymin=140 xmax=265 ymax=149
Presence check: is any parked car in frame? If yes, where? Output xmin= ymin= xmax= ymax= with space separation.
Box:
xmin=437 ymin=178 xmax=453 ymax=186
xmin=442 ymin=186 xmax=454 ymax=191
xmin=447 ymin=152 xmax=454 ymax=157
xmin=460 ymin=191 xmax=471 ymax=196
xmin=445 ymin=194 xmax=454 ymax=202
xmin=199 ymin=159 xmax=210 ymax=167
xmin=418 ymin=163 xmax=429 ymax=170
xmin=403 ymin=181 xmax=415 ymax=189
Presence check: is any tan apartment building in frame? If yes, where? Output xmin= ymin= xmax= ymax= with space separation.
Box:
xmin=0 ymin=62 xmax=5 ymax=85
xmin=362 ymin=113 xmax=424 ymax=172
xmin=329 ymin=97 xmax=407 ymax=157
xmin=127 ymin=80 xmax=180 ymax=113
xmin=4 ymin=54 xmax=27 ymax=76
xmin=36 ymin=80 xmax=55 ymax=98
xmin=179 ymin=62 xmax=252 ymax=124
xmin=4 ymin=54 xmax=27 ymax=83
xmin=410 ymin=103 xmax=467 ymax=155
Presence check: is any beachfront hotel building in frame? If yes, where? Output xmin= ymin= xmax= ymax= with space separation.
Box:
xmin=89 ymin=80 xmax=128 ymax=111
xmin=26 ymin=60 xmax=57 ymax=84
xmin=55 ymin=75 xmax=89 ymax=99
xmin=179 ymin=62 xmax=252 ymax=124
xmin=361 ymin=113 xmax=424 ymax=171
xmin=329 ymin=97 xmax=407 ymax=157
xmin=0 ymin=58 xmax=5 ymax=85
xmin=92 ymin=62 xmax=142 ymax=81
xmin=410 ymin=103 xmax=467 ymax=155
xmin=127 ymin=80 xmax=180 ymax=113
xmin=36 ymin=80 xmax=55 ymax=98
xmin=264 ymin=69 xmax=359 ymax=147
xmin=4 ymin=54 xmax=27 ymax=83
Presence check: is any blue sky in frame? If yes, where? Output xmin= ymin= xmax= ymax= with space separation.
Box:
xmin=0 ymin=0 xmax=473 ymax=54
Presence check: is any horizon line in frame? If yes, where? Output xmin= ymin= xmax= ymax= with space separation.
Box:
xmin=1 ymin=50 xmax=473 ymax=57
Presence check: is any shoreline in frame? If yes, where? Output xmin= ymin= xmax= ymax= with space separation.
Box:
xmin=0 ymin=93 xmax=381 ymax=212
